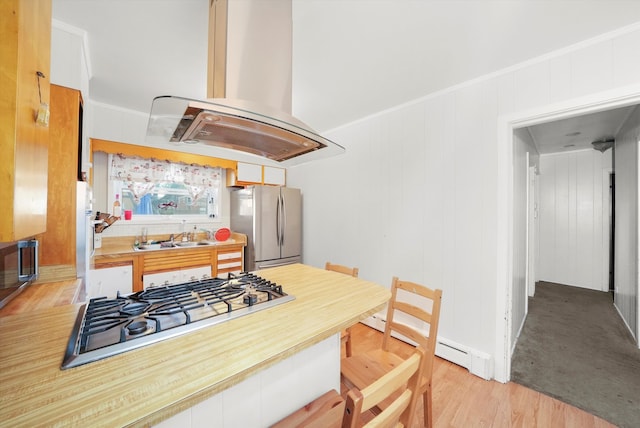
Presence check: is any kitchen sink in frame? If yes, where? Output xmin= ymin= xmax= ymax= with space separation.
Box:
xmin=133 ymin=240 xmax=221 ymax=251
xmin=175 ymin=241 xmax=198 ymax=247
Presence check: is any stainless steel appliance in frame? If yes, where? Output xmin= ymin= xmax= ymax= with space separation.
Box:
xmin=62 ymin=272 xmax=294 ymax=369
xmin=145 ymin=97 xmax=345 ymax=166
xmin=230 ymin=186 xmax=301 ymax=271
xmin=0 ymin=240 xmax=38 ymax=309
xmin=76 ymin=181 xmax=93 ymax=288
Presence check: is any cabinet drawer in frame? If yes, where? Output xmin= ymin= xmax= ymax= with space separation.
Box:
xmin=216 ymin=249 xmax=243 ymax=276
xmin=143 ymin=249 xmax=213 ymax=272
xmin=217 ymin=251 xmax=242 ymax=261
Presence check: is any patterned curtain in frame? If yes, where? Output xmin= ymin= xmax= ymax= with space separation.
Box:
xmin=109 ymin=154 xmax=222 ymax=204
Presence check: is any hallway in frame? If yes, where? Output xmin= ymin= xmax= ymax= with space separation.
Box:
xmin=511 ymin=281 xmax=640 ymax=428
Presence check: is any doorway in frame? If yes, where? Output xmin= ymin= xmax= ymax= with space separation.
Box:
xmin=494 ymin=88 xmax=640 ymax=383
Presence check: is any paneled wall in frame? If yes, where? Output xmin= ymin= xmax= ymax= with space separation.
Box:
xmin=537 ymin=150 xmax=612 ymax=290
xmin=511 ymin=129 xmax=539 ymax=345
xmin=288 ymin=22 xmax=640 ymax=380
xmin=614 ymin=106 xmax=640 ymax=339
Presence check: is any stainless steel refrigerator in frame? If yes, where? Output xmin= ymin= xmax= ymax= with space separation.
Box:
xmin=230 ymin=186 xmax=301 ymax=271
xmin=76 ymin=181 xmax=93 ymax=287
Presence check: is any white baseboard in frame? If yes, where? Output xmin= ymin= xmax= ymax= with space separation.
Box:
xmin=360 ymin=314 xmax=493 ymax=380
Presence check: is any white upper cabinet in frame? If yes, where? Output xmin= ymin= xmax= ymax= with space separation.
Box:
xmin=263 ymin=166 xmax=286 ymax=186
xmin=237 ymin=162 xmax=263 ymax=183
xmin=227 ymin=162 xmax=286 ymax=186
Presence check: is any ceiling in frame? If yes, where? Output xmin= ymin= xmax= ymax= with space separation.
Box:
xmin=52 ymin=0 xmax=640 ymax=155
xmin=525 ymin=105 xmax=635 ymax=154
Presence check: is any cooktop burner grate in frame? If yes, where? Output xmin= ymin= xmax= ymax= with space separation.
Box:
xmin=62 ymin=272 xmax=294 ymax=369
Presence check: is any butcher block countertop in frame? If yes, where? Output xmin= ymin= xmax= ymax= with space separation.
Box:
xmin=0 ymin=264 xmax=390 ymax=427
xmin=93 ymin=232 xmax=247 ymax=260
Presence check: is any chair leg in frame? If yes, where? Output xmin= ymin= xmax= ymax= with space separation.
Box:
xmin=423 ymin=385 xmax=433 ymax=428
xmin=344 ymin=327 xmax=353 ymax=357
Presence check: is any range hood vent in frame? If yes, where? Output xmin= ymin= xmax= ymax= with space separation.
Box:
xmin=146 ymin=96 xmax=344 ymax=166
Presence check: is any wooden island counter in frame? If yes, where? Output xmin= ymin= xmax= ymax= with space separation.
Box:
xmin=0 ymin=264 xmax=389 ymax=427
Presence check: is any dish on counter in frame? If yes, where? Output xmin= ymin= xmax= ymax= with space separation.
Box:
xmin=214 ymin=228 xmax=231 ymax=241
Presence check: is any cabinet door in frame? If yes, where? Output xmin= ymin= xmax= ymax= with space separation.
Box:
xmin=263 ymin=166 xmax=285 ymax=186
xmin=0 ymin=0 xmax=51 ymax=241
xmin=37 ymin=85 xmax=80 ymax=267
xmin=88 ymin=265 xmax=133 ymax=298
xmin=181 ymin=265 xmax=212 ymax=282
xmin=237 ymin=162 xmax=263 ymax=183
xmin=143 ymin=270 xmax=181 ymax=289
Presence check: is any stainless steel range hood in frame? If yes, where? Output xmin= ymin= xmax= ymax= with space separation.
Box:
xmin=145 ymin=96 xmax=344 ymax=166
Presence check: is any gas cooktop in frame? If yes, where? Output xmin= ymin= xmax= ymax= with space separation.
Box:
xmin=62 ymin=273 xmax=294 ymax=369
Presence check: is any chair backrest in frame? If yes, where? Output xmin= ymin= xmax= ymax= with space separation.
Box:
xmin=382 ymin=277 xmax=442 ymax=385
xmin=342 ymin=347 xmax=425 ymax=428
xmin=325 ymin=262 xmax=359 ymax=278
xmin=272 ymin=389 xmax=345 ymax=428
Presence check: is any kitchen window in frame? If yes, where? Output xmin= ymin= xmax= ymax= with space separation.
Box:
xmin=108 ymin=154 xmax=221 ymax=218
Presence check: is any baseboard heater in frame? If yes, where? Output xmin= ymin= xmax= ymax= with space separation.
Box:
xmin=360 ymin=314 xmax=493 ymax=380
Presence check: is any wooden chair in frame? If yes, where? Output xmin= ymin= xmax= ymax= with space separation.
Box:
xmin=341 ymin=277 xmax=442 ymax=428
xmin=342 ymin=347 xmax=425 ymax=428
xmin=325 ymin=262 xmax=359 ymax=357
xmin=271 ymin=389 xmax=345 ymax=428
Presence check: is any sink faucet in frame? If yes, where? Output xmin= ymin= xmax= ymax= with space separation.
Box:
xmin=170 ymin=232 xmax=189 ymax=243
xmin=200 ymin=229 xmax=213 ymax=240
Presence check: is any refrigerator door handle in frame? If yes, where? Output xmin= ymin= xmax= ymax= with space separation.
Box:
xmin=276 ymin=193 xmax=282 ymax=246
xmin=280 ymin=193 xmax=286 ymax=246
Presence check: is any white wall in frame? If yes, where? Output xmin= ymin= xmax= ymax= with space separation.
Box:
xmin=50 ymin=20 xmax=91 ymax=174
xmin=614 ymin=105 xmax=640 ymax=339
xmin=511 ymin=129 xmax=539 ymax=346
xmin=537 ymin=149 xmax=612 ymax=290
xmin=288 ymin=23 xmax=640 ymax=380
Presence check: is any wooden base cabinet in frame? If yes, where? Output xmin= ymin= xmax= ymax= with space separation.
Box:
xmin=216 ymin=248 xmax=243 ymax=276
xmin=143 ymin=266 xmax=211 ymax=289
xmin=88 ymin=264 xmax=133 ymax=298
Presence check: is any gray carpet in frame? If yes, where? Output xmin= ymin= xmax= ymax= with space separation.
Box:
xmin=511 ymin=281 xmax=640 ymax=428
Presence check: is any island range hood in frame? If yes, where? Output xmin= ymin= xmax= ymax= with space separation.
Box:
xmin=145 ymin=96 xmax=345 ymax=166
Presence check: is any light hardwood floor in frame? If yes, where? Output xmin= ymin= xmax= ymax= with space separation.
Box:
xmin=342 ymin=323 xmax=615 ymax=428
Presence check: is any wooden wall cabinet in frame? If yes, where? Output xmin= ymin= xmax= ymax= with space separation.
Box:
xmin=0 ymin=0 xmax=52 ymax=242
xmin=36 ymin=85 xmax=82 ymax=281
